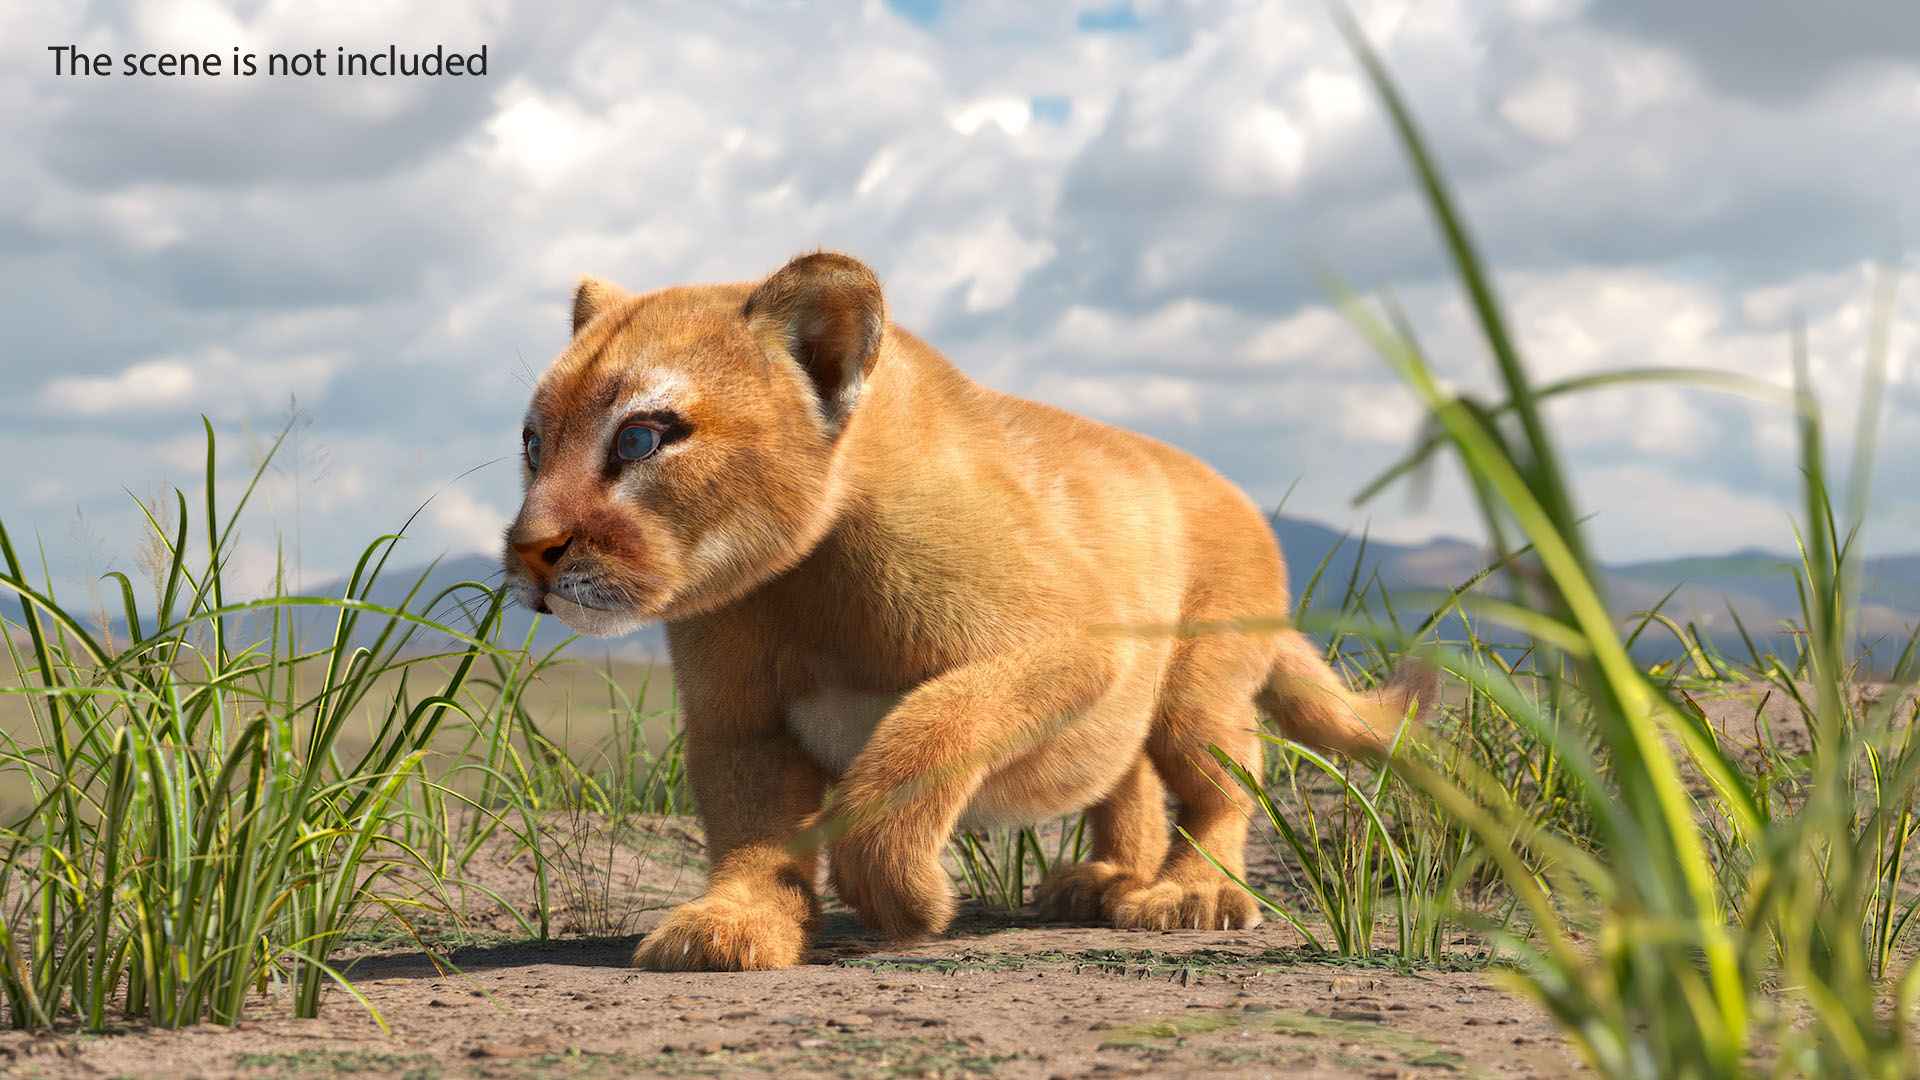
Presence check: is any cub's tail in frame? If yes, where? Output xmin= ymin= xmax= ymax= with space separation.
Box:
xmin=1255 ymin=631 xmax=1439 ymax=759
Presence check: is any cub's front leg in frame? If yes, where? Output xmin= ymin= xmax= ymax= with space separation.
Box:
xmin=826 ymin=635 xmax=1131 ymax=940
xmin=630 ymin=728 xmax=825 ymax=970
xmin=631 ymin=634 xmax=826 ymax=971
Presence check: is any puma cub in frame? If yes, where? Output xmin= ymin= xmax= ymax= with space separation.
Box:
xmin=504 ymin=252 xmax=1433 ymax=971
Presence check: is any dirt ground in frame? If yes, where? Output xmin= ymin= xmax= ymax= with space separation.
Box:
xmin=0 ymin=807 xmax=1583 ymax=1080
xmin=0 ymin=923 xmax=1580 ymax=1080
xmin=7 ymin=677 xmax=1910 ymax=1079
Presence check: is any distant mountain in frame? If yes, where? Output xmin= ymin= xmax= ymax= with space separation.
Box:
xmin=1272 ymin=524 xmax=1920 ymax=668
xmin=7 ymin=517 xmax=1919 ymax=667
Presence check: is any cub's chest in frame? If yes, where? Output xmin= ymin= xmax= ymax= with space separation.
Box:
xmin=784 ymin=687 xmax=904 ymax=778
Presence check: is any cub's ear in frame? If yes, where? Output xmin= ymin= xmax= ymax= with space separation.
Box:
xmin=571 ymin=275 xmax=631 ymax=336
xmin=743 ymin=252 xmax=885 ymax=430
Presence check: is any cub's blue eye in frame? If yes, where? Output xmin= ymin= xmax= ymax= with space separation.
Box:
xmin=525 ymin=434 xmax=542 ymax=470
xmin=616 ymin=424 xmax=661 ymax=461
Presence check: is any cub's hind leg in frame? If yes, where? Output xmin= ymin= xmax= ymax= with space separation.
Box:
xmin=1107 ymin=634 xmax=1267 ymax=931
xmin=1034 ymin=752 xmax=1170 ymax=922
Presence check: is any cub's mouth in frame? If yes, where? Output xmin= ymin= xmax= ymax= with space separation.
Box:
xmin=519 ymin=576 xmax=621 ymax=615
xmin=503 ymin=548 xmax=664 ymax=638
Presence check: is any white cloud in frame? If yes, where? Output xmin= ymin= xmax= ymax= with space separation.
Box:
xmin=950 ymin=97 xmax=1031 ymax=137
xmin=889 ymin=219 xmax=1058 ymax=320
xmin=40 ymin=359 xmax=197 ymax=416
xmin=424 ymin=485 xmax=509 ymax=557
xmin=1220 ymin=103 xmax=1307 ymax=194
xmin=36 ymin=350 xmax=340 ymax=420
xmin=1026 ymin=372 xmax=1203 ymax=426
xmin=483 ymin=85 xmax=596 ymax=185
xmin=1578 ymin=464 xmax=1793 ymax=562
xmin=1337 ymin=383 xmax=1424 ymax=445
xmin=1499 ymin=76 xmax=1582 ymax=143
xmin=1237 ymin=306 xmax=1360 ymax=367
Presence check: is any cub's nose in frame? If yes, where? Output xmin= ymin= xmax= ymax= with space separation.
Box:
xmin=511 ymin=531 xmax=573 ymax=581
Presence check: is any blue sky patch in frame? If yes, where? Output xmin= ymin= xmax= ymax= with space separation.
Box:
xmin=1076 ymin=3 xmax=1145 ymax=32
xmin=1030 ymin=95 xmax=1071 ymax=125
xmin=886 ymin=0 xmax=941 ymax=27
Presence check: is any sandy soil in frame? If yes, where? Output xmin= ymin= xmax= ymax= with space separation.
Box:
xmin=0 ymin=805 xmax=1584 ymax=1080
xmin=0 ymin=926 xmax=1580 ymax=1080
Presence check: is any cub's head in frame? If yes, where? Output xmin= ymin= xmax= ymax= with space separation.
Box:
xmin=502 ymin=251 xmax=885 ymax=634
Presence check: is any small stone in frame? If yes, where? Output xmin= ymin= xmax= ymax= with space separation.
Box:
xmin=830 ymin=1013 xmax=874 ymax=1029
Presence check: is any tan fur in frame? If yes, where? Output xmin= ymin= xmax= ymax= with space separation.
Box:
xmin=503 ymin=252 xmax=1436 ymax=971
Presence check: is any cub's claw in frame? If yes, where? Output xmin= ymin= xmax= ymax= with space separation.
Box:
xmin=631 ymin=895 xmax=809 ymax=971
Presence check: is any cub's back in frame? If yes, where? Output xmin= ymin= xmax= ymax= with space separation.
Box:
xmin=869 ymin=328 xmax=1288 ymax=623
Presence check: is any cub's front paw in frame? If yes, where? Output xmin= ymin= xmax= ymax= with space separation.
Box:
xmin=1106 ymin=877 xmax=1263 ymax=932
xmin=1033 ymin=860 xmax=1150 ymax=923
xmin=631 ymin=895 xmax=809 ymax=971
xmin=827 ymin=827 xmax=955 ymax=941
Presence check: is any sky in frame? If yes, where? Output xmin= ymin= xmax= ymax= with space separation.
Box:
xmin=5 ymin=0 xmax=1920 ymax=603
